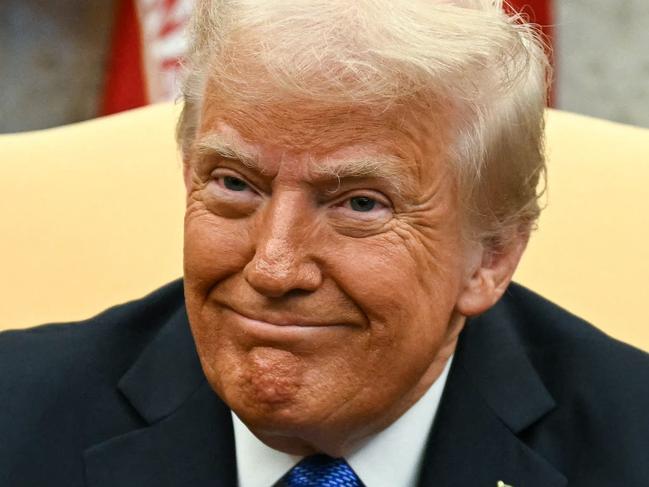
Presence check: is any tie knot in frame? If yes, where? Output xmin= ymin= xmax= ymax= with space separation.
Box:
xmin=278 ymin=454 xmax=364 ymax=487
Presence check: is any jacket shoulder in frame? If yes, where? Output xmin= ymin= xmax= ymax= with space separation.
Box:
xmin=0 ymin=280 xmax=186 ymax=483
xmin=502 ymin=282 xmax=647 ymax=356
xmin=0 ymin=279 xmax=185 ymax=382
xmin=502 ymin=283 xmax=649 ymax=481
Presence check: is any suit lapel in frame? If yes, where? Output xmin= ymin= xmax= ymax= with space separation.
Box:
xmin=418 ymin=300 xmax=567 ymax=487
xmin=83 ymin=307 xmax=237 ymax=487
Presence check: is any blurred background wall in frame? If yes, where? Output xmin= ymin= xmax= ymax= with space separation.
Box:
xmin=0 ymin=0 xmax=117 ymax=133
xmin=1 ymin=0 xmax=648 ymax=134
xmin=556 ymin=0 xmax=649 ymax=127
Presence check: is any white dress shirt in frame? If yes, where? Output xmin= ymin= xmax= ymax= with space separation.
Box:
xmin=233 ymin=356 xmax=453 ymax=487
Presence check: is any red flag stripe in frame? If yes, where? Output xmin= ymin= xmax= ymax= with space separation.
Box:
xmin=101 ymin=0 xmax=147 ymax=115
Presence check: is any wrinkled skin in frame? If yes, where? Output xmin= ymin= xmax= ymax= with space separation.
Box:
xmin=183 ymin=94 xmax=525 ymax=456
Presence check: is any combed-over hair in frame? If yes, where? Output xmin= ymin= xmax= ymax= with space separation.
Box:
xmin=177 ymin=0 xmax=551 ymax=248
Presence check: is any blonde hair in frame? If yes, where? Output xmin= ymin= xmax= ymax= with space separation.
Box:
xmin=177 ymin=0 xmax=551 ymax=248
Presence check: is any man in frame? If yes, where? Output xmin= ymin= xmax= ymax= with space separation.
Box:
xmin=2 ymin=1 xmax=649 ymax=486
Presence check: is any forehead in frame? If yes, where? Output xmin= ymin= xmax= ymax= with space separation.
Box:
xmin=196 ymin=93 xmax=450 ymax=184
xmin=202 ymin=100 xmax=402 ymax=150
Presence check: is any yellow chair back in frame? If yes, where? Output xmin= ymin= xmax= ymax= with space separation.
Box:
xmin=1 ymin=104 xmax=648 ymax=351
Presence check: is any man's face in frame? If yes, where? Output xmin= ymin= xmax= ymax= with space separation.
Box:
xmin=183 ymin=96 xmax=473 ymax=454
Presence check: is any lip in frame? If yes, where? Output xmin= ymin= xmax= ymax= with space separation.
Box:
xmin=222 ymin=305 xmax=351 ymax=341
xmin=221 ymin=302 xmax=337 ymax=328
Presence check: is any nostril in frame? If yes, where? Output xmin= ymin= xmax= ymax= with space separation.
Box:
xmin=278 ymin=288 xmax=318 ymax=301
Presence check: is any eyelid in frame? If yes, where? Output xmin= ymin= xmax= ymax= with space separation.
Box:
xmin=330 ymin=189 xmax=393 ymax=210
xmin=209 ymin=167 xmax=245 ymax=179
xmin=211 ymin=168 xmax=262 ymax=195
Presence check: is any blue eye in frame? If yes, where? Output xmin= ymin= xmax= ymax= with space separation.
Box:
xmin=223 ymin=176 xmax=248 ymax=191
xmin=349 ymin=196 xmax=376 ymax=212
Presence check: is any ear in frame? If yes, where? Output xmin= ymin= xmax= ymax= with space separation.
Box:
xmin=456 ymin=234 xmax=529 ymax=317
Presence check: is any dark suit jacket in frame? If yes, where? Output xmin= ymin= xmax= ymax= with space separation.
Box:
xmin=2 ymin=279 xmax=649 ymax=486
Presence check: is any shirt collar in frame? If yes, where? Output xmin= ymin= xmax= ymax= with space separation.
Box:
xmin=233 ymin=356 xmax=453 ymax=487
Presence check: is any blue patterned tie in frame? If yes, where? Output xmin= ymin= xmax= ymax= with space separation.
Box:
xmin=276 ymin=454 xmax=364 ymax=487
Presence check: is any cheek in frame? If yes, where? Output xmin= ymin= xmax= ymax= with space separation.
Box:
xmin=331 ymin=231 xmax=461 ymax=327
xmin=183 ymin=205 xmax=253 ymax=353
xmin=183 ymin=207 xmax=256 ymax=394
xmin=325 ymin=231 xmax=462 ymax=372
xmin=183 ymin=204 xmax=254 ymax=287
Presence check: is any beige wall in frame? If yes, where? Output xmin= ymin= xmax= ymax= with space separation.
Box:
xmin=556 ymin=0 xmax=649 ymax=127
xmin=0 ymin=0 xmax=116 ymax=133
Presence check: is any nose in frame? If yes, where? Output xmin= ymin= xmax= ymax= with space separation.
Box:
xmin=243 ymin=192 xmax=323 ymax=298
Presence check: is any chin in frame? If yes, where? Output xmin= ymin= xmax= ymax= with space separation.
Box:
xmin=230 ymin=396 xmax=357 ymax=457
xmin=209 ymin=346 xmax=319 ymax=426
xmin=225 ymin=382 xmax=331 ymax=453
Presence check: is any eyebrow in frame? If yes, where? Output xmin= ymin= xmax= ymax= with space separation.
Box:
xmin=195 ymin=133 xmax=414 ymax=197
xmin=195 ymin=133 xmax=260 ymax=170
xmin=312 ymin=156 xmax=414 ymax=198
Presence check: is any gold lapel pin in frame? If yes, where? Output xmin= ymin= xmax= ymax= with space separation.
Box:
xmin=497 ymin=482 xmax=513 ymax=487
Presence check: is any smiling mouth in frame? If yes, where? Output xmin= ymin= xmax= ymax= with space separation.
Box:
xmin=220 ymin=302 xmax=339 ymax=328
xmin=216 ymin=300 xmax=344 ymax=328
xmin=221 ymin=305 xmax=352 ymax=341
